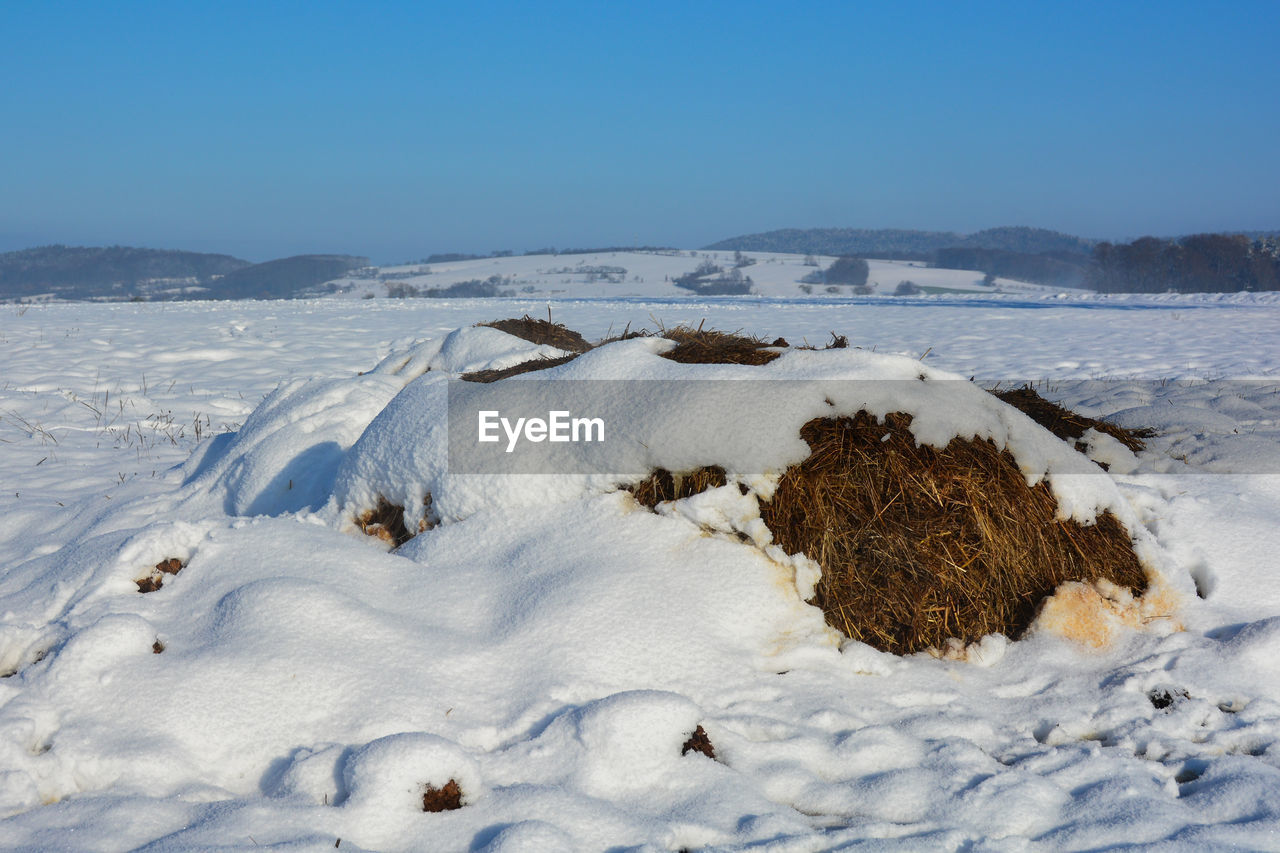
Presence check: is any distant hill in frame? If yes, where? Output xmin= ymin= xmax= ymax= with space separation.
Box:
xmin=0 ymin=245 xmax=250 ymax=301
xmin=961 ymin=227 xmax=1094 ymax=256
xmin=204 ymin=255 xmax=369 ymax=300
xmin=0 ymin=246 xmax=369 ymax=301
xmin=705 ymin=226 xmax=1094 ymax=258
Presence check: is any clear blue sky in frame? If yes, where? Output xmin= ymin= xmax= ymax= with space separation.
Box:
xmin=2 ymin=0 xmax=1277 ymax=262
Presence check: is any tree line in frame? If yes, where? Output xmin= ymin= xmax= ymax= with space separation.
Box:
xmin=1088 ymin=234 xmax=1280 ymax=293
xmin=933 ymin=248 xmax=1087 ymax=288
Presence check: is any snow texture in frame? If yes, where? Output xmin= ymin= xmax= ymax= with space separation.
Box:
xmin=2 ymin=287 xmax=1280 ymax=850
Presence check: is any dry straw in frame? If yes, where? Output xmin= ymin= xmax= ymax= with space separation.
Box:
xmin=627 ymin=466 xmax=728 ymax=506
xmin=479 ymin=315 xmax=592 ymax=352
xmin=460 ymin=354 xmax=580 ymax=384
xmin=657 ymin=323 xmax=783 ymax=366
xmin=459 ymin=319 xmax=788 ymax=382
xmin=356 ymin=496 xmax=420 ymax=547
xmin=757 ymin=412 xmax=1147 ymax=654
xmin=993 ymin=384 xmax=1154 ymax=453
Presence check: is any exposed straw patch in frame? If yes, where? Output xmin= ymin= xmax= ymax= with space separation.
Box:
xmin=461 ymin=320 xmax=788 ymax=382
xmin=627 ymin=466 xmax=727 ymax=508
xmin=479 ymin=315 xmax=591 ymax=352
xmin=993 ymin=385 xmax=1155 ymax=453
xmin=460 ymin=353 xmax=581 ymax=383
xmin=757 ymin=413 xmax=1148 ymax=655
xmin=658 ymin=324 xmax=781 ymax=366
xmin=421 ymin=779 xmax=463 ymax=812
xmin=356 ymin=497 xmax=419 ymax=547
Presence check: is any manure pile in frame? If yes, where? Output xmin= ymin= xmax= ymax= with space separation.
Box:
xmin=358 ymin=318 xmax=1157 ymax=655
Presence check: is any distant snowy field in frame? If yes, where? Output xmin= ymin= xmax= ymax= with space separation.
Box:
xmin=316 ymin=250 xmax=1081 ymax=300
xmin=3 ymin=290 xmax=1280 ymax=851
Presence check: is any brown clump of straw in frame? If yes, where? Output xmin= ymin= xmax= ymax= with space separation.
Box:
xmin=657 ymin=323 xmax=782 ymax=366
xmin=479 ymin=315 xmax=592 ymax=352
xmin=993 ymin=385 xmax=1154 ymax=453
xmin=757 ymin=412 xmax=1148 ymax=654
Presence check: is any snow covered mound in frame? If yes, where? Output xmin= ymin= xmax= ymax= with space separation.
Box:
xmin=328 ymin=323 xmax=1179 ymax=653
xmin=5 ymin=320 xmax=1278 ymax=851
xmin=336 ymin=325 xmax=1146 ymax=522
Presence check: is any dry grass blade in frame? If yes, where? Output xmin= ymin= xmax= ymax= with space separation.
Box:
xmin=480 ymin=316 xmax=591 ymax=352
xmin=993 ymin=385 xmax=1155 ymax=453
xmin=595 ymin=322 xmax=651 ymax=346
xmin=758 ymin=412 xmax=1148 ymax=654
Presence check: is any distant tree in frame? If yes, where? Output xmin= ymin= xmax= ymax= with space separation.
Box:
xmin=803 ymin=254 xmax=819 ymax=267
xmin=1087 ymin=233 xmax=1277 ymax=293
xmin=423 ymin=275 xmax=515 ymax=298
xmin=895 ymin=280 xmax=921 ymax=295
xmin=688 ymin=259 xmax=722 ymax=278
xmin=824 ymin=256 xmax=870 ymax=287
xmin=425 ymin=253 xmax=484 ymax=263
xmin=672 ymin=260 xmax=752 ymax=295
xmin=704 ymin=226 xmax=1093 ymax=258
xmin=934 ymin=247 xmax=1087 ymax=288
xmin=386 ymin=282 xmax=422 ymax=298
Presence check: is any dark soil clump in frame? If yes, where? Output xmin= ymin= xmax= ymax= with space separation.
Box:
xmin=136 ymin=557 xmax=186 ymax=593
xmin=682 ymin=725 xmax=716 ymax=760
xmin=421 ymin=778 xmax=463 ymax=812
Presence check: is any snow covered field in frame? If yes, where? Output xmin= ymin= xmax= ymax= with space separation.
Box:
xmin=318 ymin=251 xmax=1077 ymax=300
xmin=2 ymin=292 xmax=1280 ymax=851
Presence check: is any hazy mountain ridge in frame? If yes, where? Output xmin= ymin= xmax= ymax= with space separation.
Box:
xmin=0 ymin=246 xmax=368 ymax=301
xmin=208 ymin=255 xmax=369 ymax=300
xmin=705 ymin=226 xmax=1095 ymax=257
xmin=0 ymin=245 xmax=251 ymax=300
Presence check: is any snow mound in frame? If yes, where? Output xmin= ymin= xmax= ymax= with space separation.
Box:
xmin=328 ymin=325 xmax=1181 ymax=653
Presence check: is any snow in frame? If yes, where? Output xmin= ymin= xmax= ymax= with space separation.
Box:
xmin=2 ymin=289 xmax=1280 ymax=850
xmin=316 ymin=250 xmax=1077 ymax=301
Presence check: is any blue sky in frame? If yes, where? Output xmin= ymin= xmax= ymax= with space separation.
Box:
xmin=2 ymin=1 xmax=1277 ymax=262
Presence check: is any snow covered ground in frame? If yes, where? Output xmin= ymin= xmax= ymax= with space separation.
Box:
xmin=2 ymin=292 xmax=1280 ymax=851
